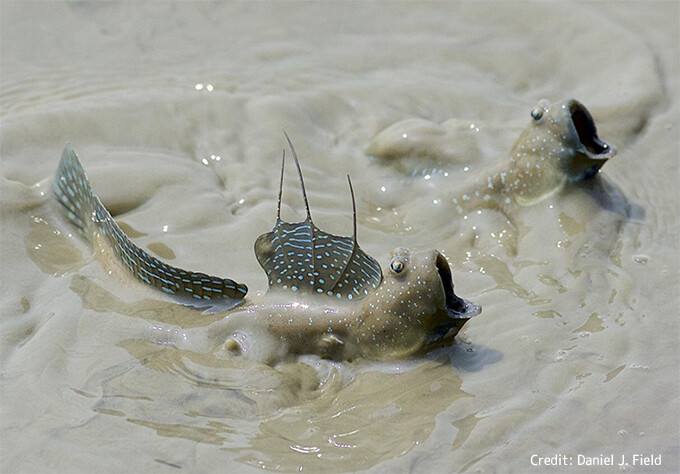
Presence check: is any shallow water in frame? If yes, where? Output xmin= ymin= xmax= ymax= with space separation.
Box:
xmin=1 ymin=1 xmax=678 ymax=473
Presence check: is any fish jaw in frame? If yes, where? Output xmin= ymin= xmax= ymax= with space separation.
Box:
xmin=426 ymin=251 xmax=481 ymax=345
xmin=434 ymin=251 xmax=481 ymax=320
xmin=563 ymin=99 xmax=617 ymax=181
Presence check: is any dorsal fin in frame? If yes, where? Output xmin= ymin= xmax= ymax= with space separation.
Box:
xmin=347 ymin=174 xmax=357 ymax=242
xmin=276 ymin=149 xmax=285 ymax=221
xmin=254 ymin=135 xmax=383 ymax=300
xmin=283 ymin=130 xmax=312 ymax=221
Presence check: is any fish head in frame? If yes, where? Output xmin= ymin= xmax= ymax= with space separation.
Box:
xmin=508 ymin=99 xmax=617 ymax=204
xmin=356 ymin=247 xmax=480 ymax=359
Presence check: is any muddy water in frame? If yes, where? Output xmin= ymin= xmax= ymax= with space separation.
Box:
xmin=1 ymin=2 xmax=678 ymax=472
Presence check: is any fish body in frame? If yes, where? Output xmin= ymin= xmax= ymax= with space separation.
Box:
xmin=53 ymin=138 xmax=479 ymax=361
xmin=242 ymin=247 xmax=476 ymax=361
xmin=451 ymin=99 xmax=617 ymax=212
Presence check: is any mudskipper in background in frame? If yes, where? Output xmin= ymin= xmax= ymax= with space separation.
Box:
xmin=369 ymin=99 xmax=618 ymax=257
xmin=447 ymin=99 xmax=617 ymax=211
xmin=370 ymin=98 xmax=616 ymax=211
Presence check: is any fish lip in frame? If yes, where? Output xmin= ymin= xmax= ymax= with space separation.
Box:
xmin=569 ymin=100 xmax=617 ymax=161
xmin=435 ymin=252 xmax=481 ymax=320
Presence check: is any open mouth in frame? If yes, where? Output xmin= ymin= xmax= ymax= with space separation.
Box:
xmin=570 ymin=100 xmax=617 ymax=159
xmin=427 ymin=253 xmax=480 ymax=344
xmin=435 ymin=252 xmax=481 ymax=319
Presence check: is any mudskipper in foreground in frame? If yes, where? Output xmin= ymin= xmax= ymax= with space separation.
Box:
xmin=53 ymin=135 xmax=480 ymax=361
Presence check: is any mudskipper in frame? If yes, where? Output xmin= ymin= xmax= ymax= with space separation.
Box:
xmin=53 ymin=135 xmax=480 ymax=361
xmin=448 ymin=99 xmax=617 ymax=211
xmin=368 ymin=99 xmax=618 ymax=256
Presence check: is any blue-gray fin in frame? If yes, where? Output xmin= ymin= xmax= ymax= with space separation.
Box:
xmin=254 ymin=134 xmax=383 ymax=300
xmin=53 ymin=143 xmax=248 ymax=306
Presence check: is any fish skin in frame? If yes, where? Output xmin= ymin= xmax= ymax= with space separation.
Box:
xmin=53 ymin=141 xmax=479 ymax=361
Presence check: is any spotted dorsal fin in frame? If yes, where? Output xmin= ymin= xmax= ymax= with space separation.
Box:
xmin=254 ymin=134 xmax=383 ymax=300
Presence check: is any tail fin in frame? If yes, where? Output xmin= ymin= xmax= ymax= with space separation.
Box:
xmin=53 ymin=144 xmax=248 ymax=306
xmin=53 ymin=143 xmax=96 ymax=238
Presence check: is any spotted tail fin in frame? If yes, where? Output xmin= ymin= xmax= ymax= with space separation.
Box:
xmin=53 ymin=143 xmax=248 ymax=307
xmin=53 ymin=143 xmax=97 ymax=238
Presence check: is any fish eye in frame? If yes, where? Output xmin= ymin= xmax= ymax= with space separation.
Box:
xmin=390 ymin=257 xmax=405 ymax=274
xmin=531 ymin=107 xmax=544 ymax=121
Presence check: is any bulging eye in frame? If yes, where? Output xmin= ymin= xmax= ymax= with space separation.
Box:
xmin=531 ymin=107 xmax=544 ymax=121
xmin=390 ymin=257 xmax=405 ymax=274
